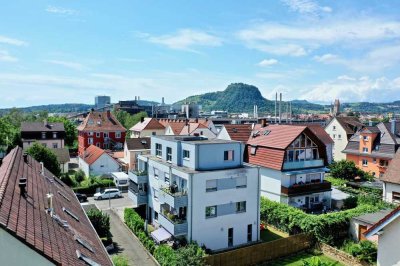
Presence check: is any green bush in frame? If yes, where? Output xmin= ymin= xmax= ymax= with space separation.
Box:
xmin=112 ymin=255 xmax=129 ymax=266
xmin=72 ymin=178 xmax=115 ymax=195
xmin=261 ymin=198 xmax=382 ymax=245
xmin=175 ymin=243 xmax=206 ymax=266
xmin=324 ymin=176 xmax=347 ymax=187
xmin=302 ymin=256 xmax=333 ymax=266
xmin=154 ymin=245 xmax=177 ymax=266
xmin=87 ymin=209 xmax=111 ymax=239
xmin=59 ymin=173 xmax=76 ymax=187
xmin=342 ymin=196 xmax=358 ymax=210
xmin=74 ymin=169 xmax=86 ymax=183
xmin=342 ymin=240 xmax=377 ymax=263
xmin=328 ymin=160 xmax=359 ymax=180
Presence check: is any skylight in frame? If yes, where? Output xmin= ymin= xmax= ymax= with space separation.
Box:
xmin=76 ymin=250 xmax=100 ymax=266
xmin=63 ymin=207 xmax=80 ymax=221
xmin=52 ymin=214 xmax=69 ymax=228
xmin=75 ymin=235 xmax=94 ymax=253
xmin=263 ymin=130 xmax=271 ymax=136
xmin=53 ymin=176 xmax=65 ymax=187
xmin=58 ymin=191 xmax=71 ymax=202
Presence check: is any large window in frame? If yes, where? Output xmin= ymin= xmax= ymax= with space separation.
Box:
xmin=166 ymin=147 xmax=172 ymax=162
xmin=205 ymin=206 xmax=217 ymax=218
xmin=363 ymin=147 xmax=368 ymax=153
xmin=224 ymin=150 xmax=234 ymax=161
xmin=393 ymin=191 xmax=400 ymax=203
xmin=228 ymin=228 xmax=233 ymax=247
xmin=285 ymin=133 xmax=319 ymax=162
xmin=206 ymin=179 xmax=217 ymax=192
xmin=115 ymin=131 xmax=121 ymax=138
xmin=236 ymin=201 xmax=246 ymax=213
xmin=183 ymin=149 xmax=190 ymax=159
xmin=156 ymin=143 xmax=162 ymax=157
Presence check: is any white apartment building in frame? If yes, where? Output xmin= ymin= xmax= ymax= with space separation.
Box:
xmin=128 ymin=135 xmax=260 ymax=251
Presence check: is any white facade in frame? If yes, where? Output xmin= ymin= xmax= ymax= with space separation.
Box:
xmin=216 ymin=126 xmax=231 ymax=141
xmin=376 ymin=216 xmax=400 ymax=266
xmin=79 ymin=153 xmax=120 ymax=177
xmin=383 ymin=182 xmax=400 ymax=204
xmin=131 ymin=129 xmax=165 ymax=138
xmin=22 ymin=139 xmax=65 ymax=150
xmin=131 ymin=136 xmax=260 ymax=251
xmin=325 ymin=118 xmax=349 ymax=161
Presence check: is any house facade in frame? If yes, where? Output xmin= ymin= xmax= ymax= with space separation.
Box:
xmin=123 ymin=137 xmax=151 ymax=171
xmin=77 ymin=110 xmax=126 ymax=155
xmin=0 ymin=147 xmax=112 ymax=265
xmin=245 ymin=124 xmax=331 ymax=212
xmin=381 ymin=149 xmax=400 ymax=203
xmin=343 ymin=121 xmax=400 ymax=178
xmin=324 ymin=117 xmax=364 ymax=161
xmin=130 ymin=118 xmax=165 ymax=138
xmin=307 ymin=124 xmax=334 ymax=164
xmin=128 ymin=135 xmax=260 ymax=251
xmin=78 ymin=145 xmax=121 ymax=177
xmin=21 ymin=121 xmax=66 ymax=150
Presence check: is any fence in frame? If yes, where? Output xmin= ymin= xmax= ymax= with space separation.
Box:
xmin=204 ymin=233 xmax=314 ymax=266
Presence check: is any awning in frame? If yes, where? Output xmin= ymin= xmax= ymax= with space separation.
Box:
xmin=151 ymin=227 xmax=172 ymax=244
xmin=283 ymin=167 xmax=330 ymax=175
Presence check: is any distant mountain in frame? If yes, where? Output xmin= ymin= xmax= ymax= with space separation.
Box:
xmin=0 ymin=103 xmax=93 ymax=115
xmin=174 ymin=83 xmax=327 ymax=114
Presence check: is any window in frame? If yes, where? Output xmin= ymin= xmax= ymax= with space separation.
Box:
xmin=166 ymin=147 xmax=172 ymax=162
xmin=206 ymin=180 xmax=217 ymax=192
xmin=363 ymin=136 xmax=368 ymax=141
xmin=156 ymin=143 xmax=162 ymax=157
xmin=88 ymin=131 xmax=94 ymax=136
xmin=250 ymin=146 xmax=257 ymax=155
xmin=206 ymin=206 xmax=217 ymax=218
xmin=236 ymin=176 xmax=247 ymax=188
xmin=154 ymin=168 xmax=159 ymax=179
xmin=247 ymin=224 xmax=252 ymax=242
xmin=153 ymin=188 xmax=159 ymax=200
xmin=53 ymin=132 xmax=57 ymax=139
xmin=310 ymin=195 xmax=320 ymax=203
xmin=362 ymin=159 xmax=368 ymax=166
xmin=333 ymin=126 xmax=336 ymax=130
xmin=88 ymin=138 xmax=93 ymax=145
xmin=164 ymin=173 xmax=170 ymax=184
xmin=183 ymin=149 xmax=190 ymax=159
xmin=338 ymin=134 xmax=341 ymax=139
xmin=363 ymin=147 xmax=368 ymax=153
xmin=76 ymin=250 xmax=99 ymax=266
xmin=96 ymin=142 xmax=100 ymax=147
xmin=116 ymin=131 xmax=121 ymax=138
xmin=104 ymin=132 xmax=108 ymax=138
xmin=375 ymin=145 xmax=380 ymax=151
xmin=333 ymin=134 xmax=336 ymax=139
xmin=224 ymin=150 xmax=234 ymax=161
xmin=152 ymin=131 xmax=156 ymax=136
xmin=103 ymin=143 xmax=109 ymax=149
xmin=373 ymin=158 xmax=377 ymax=163
xmin=96 ymin=132 xmax=100 ymax=138
xmin=236 ymin=201 xmax=246 ymax=213
xmin=52 ymin=143 xmax=58 ymax=148
xmin=393 ymin=192 xmax=400 ymax=203
xmin=228 ymin=228 xmax=233 ymax=247
xmin=42 ymin=132 xmax=46 ymax=139
xmin=154 ymin=211 xmax=159 ymax=221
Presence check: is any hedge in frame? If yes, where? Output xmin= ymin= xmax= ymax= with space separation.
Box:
xmin=72 ymin=179 xmax=115 ymax=195
xmin=260 ymin=198 xmax=383 ymax=245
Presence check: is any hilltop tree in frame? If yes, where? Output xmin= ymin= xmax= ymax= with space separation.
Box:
xmin=26 ymin=142 xmax=61 ymax=176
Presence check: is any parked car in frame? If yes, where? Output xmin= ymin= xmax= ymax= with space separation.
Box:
xmin=94 ymin=188 xmax=122 ymax=200
xmin=75 ymin=193 xmax=87 ymax=203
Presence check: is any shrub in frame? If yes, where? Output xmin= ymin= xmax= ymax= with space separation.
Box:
xmin=328 ymin=160 xmax=359 ymax=180
xmin=74 ymin=169 xmax=86 ymax=183
xmin=175 ymin=243 xmax=206 ymax=266
xmin=112 ymin=255 xmax=129 ymax=266
xmin=72 ymin=178 xmax=115 ymax=195
xmin=154 ymin=245 xmax=177 ymax=266
xmin=27 ymin=142 xmax=61 ymax=176
xmin=342 ymin=196 xmax=358 ymax=210
xmin=342 ymin=240 xmax=377 ymax=263
xmin=59 ymin=173 xmax=76 ymax=187
xmin=87 ymin=209 xmax=110 ymax=239
xmin=302 ymin=256 xmax=332 ymax=266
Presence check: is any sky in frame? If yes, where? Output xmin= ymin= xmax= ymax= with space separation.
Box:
xmin=1 ymin=0 xmax=400 ymax=108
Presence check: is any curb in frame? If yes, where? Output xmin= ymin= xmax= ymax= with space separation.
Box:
xmin=109 ymin=208 xmax=160 ymax=266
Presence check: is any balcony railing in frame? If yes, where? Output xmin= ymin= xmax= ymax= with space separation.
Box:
xmin=129 ymin=170 xmax=148 ymax=184
xmin=128 ymin=190 xmax=147 ymax=206
xmin=283 ymin=159 xmax=324 ymax=170
xmin=281 ymin=180 xmax=331 ymax=196
xmin=159 ymin=186 xmax=188 ymax=209
xmin=158 ymin=213 xmax=188 ymax=236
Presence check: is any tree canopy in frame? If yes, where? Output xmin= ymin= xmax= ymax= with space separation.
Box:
xmin=114 ymin=110 xmax=147 ymax=129
xmin=48 ymin=116 xmax=78 ymax=147
xmin=26 ymin=142 xmax=61 ymax=176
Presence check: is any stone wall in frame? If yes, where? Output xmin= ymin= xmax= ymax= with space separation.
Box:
xmin=320 ymin=243 xmax=370 ymax=266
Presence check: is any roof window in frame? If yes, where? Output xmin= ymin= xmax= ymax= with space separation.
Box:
xmin=63 ymin=207 xmax=80 ymax=221
xmin=76 ymin=250 xmax=100 ymax=266
xmin=75 ymin=236 xmax=94 ymax=253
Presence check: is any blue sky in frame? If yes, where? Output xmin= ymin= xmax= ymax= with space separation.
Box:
xmin=1 ymin=0 xmax=400 ymax=108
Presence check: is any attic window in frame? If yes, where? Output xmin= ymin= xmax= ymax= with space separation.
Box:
xmin=252 ymin=131 xmax=260 ymax=137
xmin=75 ymin=236 xmax=94 ymax=253
xmin=250 ymin=146 xmax=257 ymax=155
xmin=63 ymin=207 xmax=80 ymax=221
xmin=58 ymin=191 xmax=71 ymax=201
xmin=53 ymin=176 xmax=65 ymax=187
xmin=141 ymin=140 xmax=147 ymax=145
xmin=263 ymin=130 xmax=271 ymax=136
xmin=76 ymin=250 xmax=100 ymax=266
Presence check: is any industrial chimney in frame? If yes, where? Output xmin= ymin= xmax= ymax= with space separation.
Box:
xmin=275 ymin=92 xmax=277 ymax=124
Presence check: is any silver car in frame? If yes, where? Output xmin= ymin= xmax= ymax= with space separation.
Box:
xmin=94 ymin=188 xmax=122 ymax=200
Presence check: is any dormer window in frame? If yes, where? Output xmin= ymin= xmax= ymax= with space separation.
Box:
xmin=42 ymin=132 xmax=46 ymax=139
xmin=53 ymin=132 xmax=57 ymax=139
xmin=363 ymin=136 xmax=368 ymax=141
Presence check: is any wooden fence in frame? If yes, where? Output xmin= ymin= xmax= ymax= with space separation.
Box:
xmin=204 ymin=233 xmax=314 ymax=266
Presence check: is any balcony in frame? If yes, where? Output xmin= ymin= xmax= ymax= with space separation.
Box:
xmin=281 ymin=180 xmax=331 ymax=196
xmin=128 ymin=181 xmax=148 ymax=206
xmin=158 ymin=213 xmax=188 ymax=236
xmin=129 ymin=170 xmax=148 ymax=184
xmin=283 ymin=159 xmax=324 ymax=170
xmin=159 ymin=186 xmax=188 ymax=209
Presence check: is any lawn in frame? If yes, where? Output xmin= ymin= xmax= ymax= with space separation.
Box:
xmin=260 ymin=226 xmax=289 ymax=242
xmin=264 ymin=252 xmax=344 ymax=266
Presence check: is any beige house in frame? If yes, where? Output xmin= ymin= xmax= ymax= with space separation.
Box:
xmin=365 ymin=206 xmax=400 ymax=266
xmin=130 ymin=118 xmax=165 ymax=138
xmin=21 ymin=121 xmax=65 ymax=150
xmin=381 ymin=150 xmax=400 ymax=203
xmin=324 ymin=117 xmax=363 ymax=161
xmin=123 ymin=137 xmax=151 ymax=170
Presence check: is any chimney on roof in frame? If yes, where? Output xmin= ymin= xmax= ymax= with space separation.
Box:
xmin=40 ymin=162 xmax=44 ymax=175
xmin=138 ymin=96 xmax=140 ymax=101
xmin=141 ymin=116 xmax=145 ymax=123
xmin=279 ymin=93 xmax=282 ymax=124
xmin=19 ymin=177 xmax=27 ymax=197
xmin=261 ymin=118 xmax=267 ymax=128
xmin=391 ymin=119 xmax=397 ymax=134
xmin=106 ymin=110 xmax=111 ymax=118
xmin=23 ymin=152 xmax=28 ymax=164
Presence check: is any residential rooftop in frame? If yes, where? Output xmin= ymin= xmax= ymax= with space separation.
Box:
xmin=153 ymin=135 xmax=241 ymax=145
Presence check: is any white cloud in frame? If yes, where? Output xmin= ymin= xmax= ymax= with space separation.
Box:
xmin=313 ymin=53 xmax=339 ymax=63
xmin=142 ymin=29 xmax=222 ymax=52
xmin=0 ymin=50 xmax=18 ymax=62
xmin=258 ymin=59 xmax=278 ymax=67
xmin=302 ymin=75 xmax=400 ymax=102
xmin=0 ymin=35 xmax=27 ymax=46
xmin=44 ymin=60 xmax=88 ymax=71
xmin=46 ymin=6 xmax=78 ymax=15
xmin=281 ymin=0 xmax=332 ymax=16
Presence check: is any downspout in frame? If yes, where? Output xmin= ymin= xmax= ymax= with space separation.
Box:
xmin=189 ymin=173 xmax=194 ymax=242
xmin=257 ymin=166 xmax=261 ymax=241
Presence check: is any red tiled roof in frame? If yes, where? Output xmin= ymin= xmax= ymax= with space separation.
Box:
xmin=80 ymin=145 xmax=106 ymax=165
xmin=246 ymin=146 xmax=286 ymax=170
xmin=130 ymin=118 xmax=165 ymax=131
xmin=77 ymin=111 xmax=125 ymax=132
xmin=179 ymin=123 xmax=208 ymax=135
xmin=223 ymin=124 xmax=253 ymax=142
xmin=306 ymin=124 xmax=334 ymax=145
xmin=0 ymin=147 xmax=112 ymax=265
xmin=381 ymin=149 xmax=400 ymax=184
xmin=166 ymin=122 xmax=186 ymax=135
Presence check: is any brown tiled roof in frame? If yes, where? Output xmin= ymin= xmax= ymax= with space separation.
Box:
xmin=245 ymin=145 xmax=286 ymax=170
xmin=77 ymin=111 xmax=126 ymax=132
xmin=130 ymin=118 xmax=165 ymax=131
xmin=0 ymin=147 xmax=112 ymax=265
xmin=223 ymin=124 xmax=253 ymax=142
xmin=334 ymin=117 xmax=364 ymax=135
xmin=50 ymin=148 xmax=70 ymax=164
xmin=80 ymin=145 xmax=106 ymax=165
xmin=306 ymin=124 xmax=334 ymax=145
xmin=166 ymin=122 xmax=186 ymax=135
xmin=125 ymin=137 xmax=151 ymax=150
xmin=21 ymin=122 xmax=65 ymax=132
xmin=381 ymin=150 xmax=400 ymax=184
xmin=179 ymin=123 xmax=208 ymax=135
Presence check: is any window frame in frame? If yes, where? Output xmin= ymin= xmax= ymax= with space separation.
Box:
xmin=155 ymin=143 xmax=162 ymax=157
xmin=206 ymin=179 xmax=217 ymax=192
xmin=205 ymin=205 xmax=217 ymax=218
xmin=166 ymin=147 xmax=172 ymax=162
xmin=183 ymin=149 xmax=190 ymax=160
xmin=236 ymin=201 xmax=246 ymax=213
xmin=224 ymin=150 xmax=234 ymax=161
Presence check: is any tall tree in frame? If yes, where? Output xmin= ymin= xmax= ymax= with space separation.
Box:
xmin=48 ymin=116 xmax=78 ymax=147
xmin=26 ymin=142 xmax=61 ymax=176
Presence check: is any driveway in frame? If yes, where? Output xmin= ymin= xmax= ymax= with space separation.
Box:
xmin=105 ymin=209 xmax=157 ymax=266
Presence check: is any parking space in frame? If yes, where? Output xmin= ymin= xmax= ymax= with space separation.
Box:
xmin=87 ymin=192 xmax=134 ymax=212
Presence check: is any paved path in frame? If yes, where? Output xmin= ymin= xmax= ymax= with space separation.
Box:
xmin=105 ymin=209 xmax=157 ymax=266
